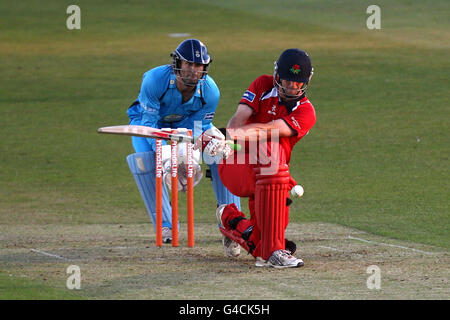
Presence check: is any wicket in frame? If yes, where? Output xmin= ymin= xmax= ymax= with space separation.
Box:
xmin=155 ymin=129 xmax=194 ymax=247
xmin=97 ymin=125 xmax=196 ymax=247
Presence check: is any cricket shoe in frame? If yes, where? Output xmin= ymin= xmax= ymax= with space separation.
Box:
xmin=162 ymin=227 xmax=172 ymax=244
xmin=255 ymin=250 xmax=304 ymax=269
xmin=216 ymin=204 xmax=241 ymax=257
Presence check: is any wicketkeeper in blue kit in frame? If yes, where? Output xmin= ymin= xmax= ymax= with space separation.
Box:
xmin=126 ymin=39 xmax=241 ymax=248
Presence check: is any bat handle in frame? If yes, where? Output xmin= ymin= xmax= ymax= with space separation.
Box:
xmin=225 ymin=140 xmax=242 ymax=151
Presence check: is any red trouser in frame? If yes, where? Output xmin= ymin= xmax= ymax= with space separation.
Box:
xmin=218 ymin=144 xmax=296 ymax=260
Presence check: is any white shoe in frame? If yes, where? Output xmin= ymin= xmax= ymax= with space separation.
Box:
xmin=255 ymin=250 xmax=304 ymax=269
xmin=216 ymin=205 xmax=241 ymax=257
xmin=255 ymin=257 xmax=266 ymax=267
xmin=162 ymin=227 xmax=172 ymax=243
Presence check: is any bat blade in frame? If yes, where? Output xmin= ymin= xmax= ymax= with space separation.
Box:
xmin=97 ymin=125 xmax=194 ymax=143
xmin=98 ymin=125 xmax=241 ymax=150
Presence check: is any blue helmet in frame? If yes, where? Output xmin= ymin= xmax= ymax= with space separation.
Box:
xmin=171 ymin=39 xmax=211 ymax=65
xmin=170 ymin=39 xmax=212 ymax=86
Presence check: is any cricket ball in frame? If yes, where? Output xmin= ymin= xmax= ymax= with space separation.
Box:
xmin=291 ymin=185 xmax=304 ymax=197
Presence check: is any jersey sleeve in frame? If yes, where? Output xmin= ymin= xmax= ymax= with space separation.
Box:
xmin=238 ymin=76 xmax=266 ymax=113
xmin=199 ymin=76 xmax=220 ymax=131
xmin=138 ymin=68 xmax=166 ymax=128
xmin=282 ymin=101 xmax=316 ymax=140
xmin=137 ymin=67 xmax=169 ymax=148
xmin=183 ymin=76 xmax=220 ymax=136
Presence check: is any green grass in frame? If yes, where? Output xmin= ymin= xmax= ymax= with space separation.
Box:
xmin=0 ymin=223 xmax=448 ymax=300
xmin=0 ymin=0 xmax=448 ymax=262
xmin=0 ymin=272 xmax=83 ymax=300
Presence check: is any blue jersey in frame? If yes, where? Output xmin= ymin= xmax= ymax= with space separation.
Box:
xmin=126 ymin=64 xmax=241 ymax=217
xmin=127 ymin=65 xmax=219 ymax=148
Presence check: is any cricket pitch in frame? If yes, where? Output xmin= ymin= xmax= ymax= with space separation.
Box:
xmin=0 ymin=222 xmax=448 ymax=299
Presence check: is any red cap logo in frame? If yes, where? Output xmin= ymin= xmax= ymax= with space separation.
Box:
xmin=290 ymin=64 xmax=301 ymax=74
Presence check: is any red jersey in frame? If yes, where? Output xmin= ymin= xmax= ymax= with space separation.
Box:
xmin=239 ymin=75 xmax=316 ymax=163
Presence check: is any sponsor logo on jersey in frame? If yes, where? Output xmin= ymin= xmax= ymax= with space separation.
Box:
xmin=162 ymin=114 xmax=184 ymax=122
xmin=204 ymin=112 xmax=215 ymax=120
xmin=140 ymin=103 xmax=157 ymax=113
xmin=242 ymin=90 xmax=256 ymax=103
xmin=268 ymin=104 xmax=277 ymax=115
xmin=291 ymin=116 xmax=301 ymax=129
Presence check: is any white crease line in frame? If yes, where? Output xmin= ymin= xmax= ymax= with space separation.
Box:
xmin=347 ymin=236 xmax=437 ymax=255
xmin=30 ymin=249 xmax=68 ymax=260
xmin=317 ymin=245 xmax=344 ymax=252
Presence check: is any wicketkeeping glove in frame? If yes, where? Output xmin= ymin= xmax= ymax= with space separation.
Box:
xmin=163 ymin=163 xmax=203 ymax=192
xmin=161 ymin=142 xmax=203 ymax=192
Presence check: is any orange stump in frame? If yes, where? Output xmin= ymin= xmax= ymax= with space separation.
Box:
xmin=155 ymin=129 xmax=194 ymax=248
xmin=155 ymin=139 xmax=163 ymax=247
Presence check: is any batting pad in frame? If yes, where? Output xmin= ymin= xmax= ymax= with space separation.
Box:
xmin=208 ymin=163 xmax=241 ymax=210
xmin=127 ymin=152 xmax=173 ymax=230
xmin=254 ymin=165 xmax=291 ymax=260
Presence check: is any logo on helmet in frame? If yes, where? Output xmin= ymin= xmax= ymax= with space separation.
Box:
xmin=290 ymin=64 xmax=301 ymax=75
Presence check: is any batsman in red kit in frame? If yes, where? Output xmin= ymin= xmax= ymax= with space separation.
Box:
xmin=216 ymin=49 xmax=316 ymax=268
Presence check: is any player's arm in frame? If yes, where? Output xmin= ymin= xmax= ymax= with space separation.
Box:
xmin=227 ymin=104 xmax=254 ymax=128
xmin=190 ymin=76 xmax=220 ymax=133
xmin=227 ymin=104 xmax=295 ymax=141
xmin=235 ymin=119 xmax=295 ymax=138
xmin=138 ymin=69 xmax=171 ymax=148
xmin=139 ymin=71 xmax=163 ymax=127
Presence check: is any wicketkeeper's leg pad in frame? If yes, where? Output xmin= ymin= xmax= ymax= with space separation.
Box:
xmin=127 ymin=152 xmax=173 ymax=230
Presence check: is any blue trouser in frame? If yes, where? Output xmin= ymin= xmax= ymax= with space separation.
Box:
xmin=128 ymin=135 xmax=240 ymax=229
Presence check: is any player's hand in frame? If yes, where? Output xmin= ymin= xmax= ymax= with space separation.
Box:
xmin=162 ymin=142 xmax=203 ymax=192
xmin=209 ymin=138 xmax=233 ymax=159
xmin=163 ymin=162 xmax=203 ymax=192
xmin=195 ymin=135 xmax=233 ymax=159
xmin=194 ymin=127 xmax=233 ymax=159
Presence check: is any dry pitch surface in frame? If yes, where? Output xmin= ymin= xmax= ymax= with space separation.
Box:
xmin=0 ymin=222 xmax=448 ymax=300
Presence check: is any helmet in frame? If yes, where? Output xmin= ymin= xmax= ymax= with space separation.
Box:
xmin=274 ymin=48 xmax=313 ymax=100
xmin=170 ymin=39 xmax=212 ymax=86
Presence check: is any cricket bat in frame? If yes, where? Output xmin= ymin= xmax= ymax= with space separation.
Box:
xmin=97 ymin=125 xmax=241 ymax=150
